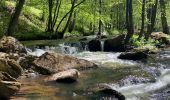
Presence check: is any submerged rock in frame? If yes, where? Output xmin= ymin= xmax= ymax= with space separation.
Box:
xmin=118 ymin=51 xmax=147 ymax=60
xmin=0 ymin=72 xmax=21 ymax=99
xmin=104 ymin=34 xmax=125 ymax=52
xmin=0 ymin=58 xmax=23 ymax=78
xmin=33 ymin=52 xmax=98 ymax=75
xmin=45 ymin=69 xmax=79 ymax=83
xmin=88 ymin=84 xmax=125 ymax=100
xmin=0 ymin=36 xmax=26 ymax=54
xmin=118 ymin=75 xmax=154 ymax=87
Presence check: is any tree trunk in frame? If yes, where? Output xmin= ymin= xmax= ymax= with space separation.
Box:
xmin=55 ymin=0 xmax=85 ymax=39
xmin=6 ymin=0 xmax=25 ymax=36
xmin=68 ymin=11 xmax=76 ymax=33
xmin=46 ymin=0 xmax=53 ymax=32
xmin=145 ymin=0 xmax=158 ymax=40
xmin=159 ymin=0 xmax=169 ymax=34
xmin=60 ymin=0 xmax=76 ymax=36
xmin=52 ymin=0 xmax=62 ymax=28
xmin=98 ymin=0 xmax=102 ymax=35
xmin=124 ymin=0 xmax=134 ymax=44
xmin=138 ymin=0 xmax=146 ymax=39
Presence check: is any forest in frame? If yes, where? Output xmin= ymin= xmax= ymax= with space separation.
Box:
xmin=0 ymin=0 xmax=170 ymax=100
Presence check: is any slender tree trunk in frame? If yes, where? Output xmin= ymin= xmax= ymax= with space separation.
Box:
xmin=98 ymin=0 xmax=102 ymax=35
xmin=138 ymin=0 xmax=146 ymax=39
xmin=59 ymin=0 xmax=76 ymax=38
xmin=52 ymin=0 xmax=62 ymax=28
xmin=124 ymin=0 xmax=134 ymax=44
xmin=6 ymin=0 xmax=25 ymax=36
xmin=93 ymin=0 xmax=97 ymax=33
xmin=146 ymin=0 xmax=158 ymax=40
xmin=46 ymin=0 xmax=53 ymax=32
xmin=55 ymin=0 xmax=85 ymax=39
xmin=159 ymin=0 xmax=169 ymax=34
xmin=68 ymin=11 xmax=76 ymax=33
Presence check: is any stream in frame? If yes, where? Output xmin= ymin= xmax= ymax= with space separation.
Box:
xmin=11 ymin=40 xmax=170 ymax=100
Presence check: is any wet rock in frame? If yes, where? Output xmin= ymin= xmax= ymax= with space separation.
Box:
xmin=0 ymin=58 xmax=23 ymax=78
xmin=0 ymin=36 xmax=27 ymax=54
xmin=45 ymin=69 xmax=79 ymax=83
xmin=118 ymin=51 xmax=147 ymax=60
xmin=88 ymin=39 xmax=101 ymax=51
xmin=0 ymin=72 xmax=21 ymax=99
xmin=18 ymin=55 xmax=38 ymax=69
xmin=20 ymin=69 xmax=39 ymax=79
xmin=104 ymin=34 xmax=125 ymax=52
xmin=33 ymin=52 xmax=98 ymax=75
xmin=88 ymin=84 xmax=125 ymax=100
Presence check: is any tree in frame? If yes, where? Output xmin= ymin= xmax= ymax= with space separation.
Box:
xmin=138 ymin=0 xmax=146 ymax=39
xmin=98 ymin=0 xmax=102 ymax=36
xmin=68 ymin=11 xmax=77 ymax=33
xmin=55 ymin=0 xmax=86 ymax=39
xmin=124 ymin=0 xmax=134 ymax=44
xmin=46 ymin=0 xmax=62 ymax=32
xmin=6 ymin=0 xmax=25 ymax=36
xmin=145 ymin=0 xmax=158 ymax=40
xmin=159 ymin=0 xmax=169 ymax=34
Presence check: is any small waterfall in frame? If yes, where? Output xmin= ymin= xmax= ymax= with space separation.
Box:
xmin=26 ymin=48 xmax=46 ymax=56
xmin=58 ymin=43 xmax=78 ymax=54
xmin=100 ymin=40 xmax=104 ymax=51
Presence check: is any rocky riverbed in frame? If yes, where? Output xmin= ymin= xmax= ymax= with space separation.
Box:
xmin=0 ymin=36 xmax=170 ymax=100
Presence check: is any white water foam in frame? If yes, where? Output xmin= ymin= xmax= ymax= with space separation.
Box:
xmin=108 ymin=69 xmax=170 ymax=100
xmin=74 ymin=51 xmax=137 ymax=66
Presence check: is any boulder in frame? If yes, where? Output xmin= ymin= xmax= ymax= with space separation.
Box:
xmin=33 ymin=52 xmax=98 ymax=75
xmin=88 ymin=84 xmax=125 ymax=100
xmin=18 ymin=55 xmax=38 ymax=69
xmin=0 ymin=52 xmax=20 ymax=61
xmin=151 ymin=32 xmax=170 ymax=44
xmin=118 ymin=51 xmax=147 ymax=60
xmin=0 ymin=58 xmax=23 ymax=78
xmin=0 ymin=72 xmax=21 ymax=99
xmin=0 ymin=36 xmax=27 ymax=54
xmin=104 ymin=34 xmax=125 ymax=52
xmin=45 ymin=69 xmax=79 ymax=83
xmin=88 ymin=39 xmax=101 ymax=51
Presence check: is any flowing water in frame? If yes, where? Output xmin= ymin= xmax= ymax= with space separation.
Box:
xmin=12 ymin=40 xmax=170 ymax=100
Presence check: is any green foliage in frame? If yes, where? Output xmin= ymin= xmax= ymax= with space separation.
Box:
xmin=109 ymin=29 xmax=121 ymax=35
xmin=64 ymin=31 xmax=81 ymax=38
xmin=130 ymin=34 xmax=159 ymax=47
xmin=0 ymin=0 xmax=170 ymax=40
